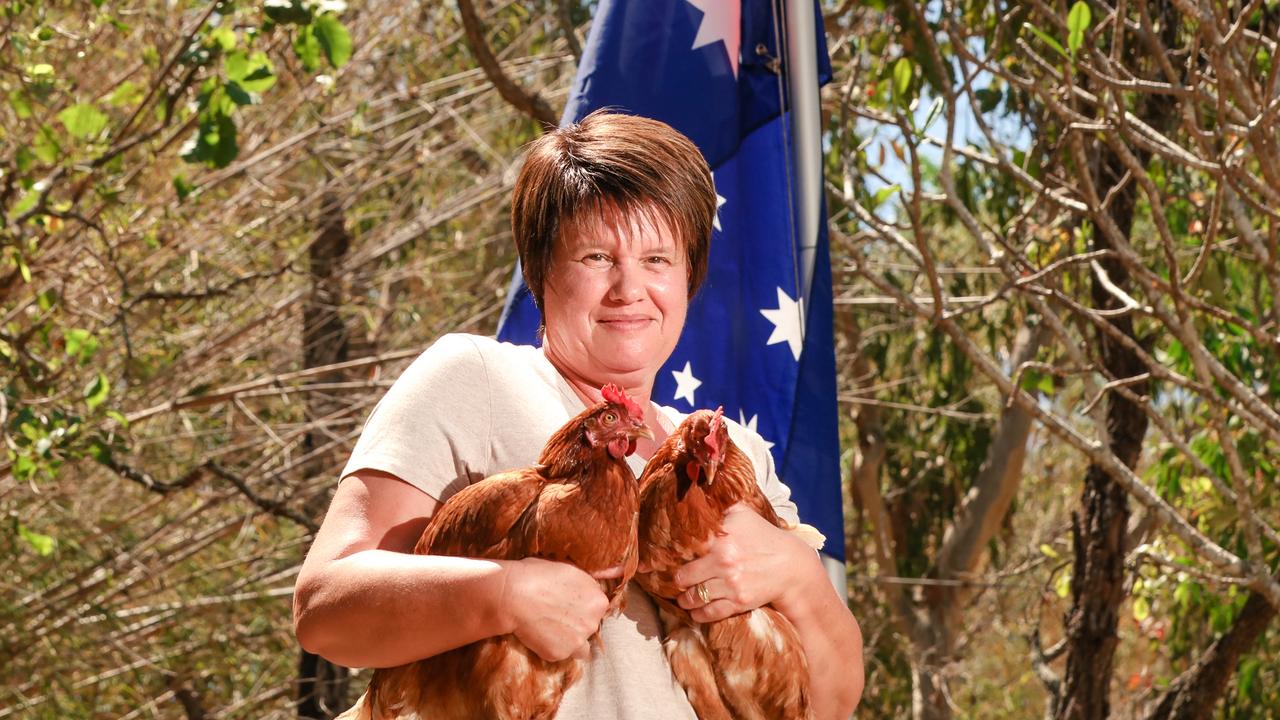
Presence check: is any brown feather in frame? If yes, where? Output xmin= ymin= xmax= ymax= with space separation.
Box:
xmin=635 ymin=410 xmax=813 ymax=720
xmin=344 ymin=391 xmax=645 ymax=720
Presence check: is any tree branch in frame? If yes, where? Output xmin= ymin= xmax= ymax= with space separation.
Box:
xmin=456 ymin=0 xmax=559 ymax=127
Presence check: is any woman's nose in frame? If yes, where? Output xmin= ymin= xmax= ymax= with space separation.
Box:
xmin=608 ymin=262 xmax=644 ymax=303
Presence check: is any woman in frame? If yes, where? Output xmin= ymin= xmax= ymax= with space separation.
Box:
xmin=293 ymin=111 xmax=864 ymax=719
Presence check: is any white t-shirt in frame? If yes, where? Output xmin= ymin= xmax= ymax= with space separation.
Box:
xmin=340 ymin=333 xmax=800 ymax=720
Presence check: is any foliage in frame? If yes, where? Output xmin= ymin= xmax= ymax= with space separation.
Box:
xmin=1 ymin=0 xmax=573 ymax=715
xmin=4 ymin=0 xmax=1279 ymax=717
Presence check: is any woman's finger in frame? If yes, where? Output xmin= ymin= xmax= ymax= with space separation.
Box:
xmin=690 ymin=598 xmax=736 ymax=624
xmin=677 ymin=577 xmax=723 ymax=610
xmin=672 ymin=553 xmax=717 ymax=590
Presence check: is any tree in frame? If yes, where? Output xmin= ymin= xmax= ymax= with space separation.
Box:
xmin=825 ymin=0 xmax=1280 ymax=716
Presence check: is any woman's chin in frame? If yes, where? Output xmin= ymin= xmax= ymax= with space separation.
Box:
xmin=594 ymin=347 xmax=660 ymax=380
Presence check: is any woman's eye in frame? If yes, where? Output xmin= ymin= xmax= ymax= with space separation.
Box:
xmin=582 ymin=253 xmax=611 ymax=267
xmin=645 ymin=256 xmax=671 ymax=265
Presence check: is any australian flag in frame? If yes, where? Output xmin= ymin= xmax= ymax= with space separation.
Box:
xmin=497 ymin=0 xmax=843 ymax=562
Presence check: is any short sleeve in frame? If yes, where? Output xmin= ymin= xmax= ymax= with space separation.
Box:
xmin=340 ymin=334 xmax=491 ymax=502
xmin=722 ymin=419 xmax=800 ymax=526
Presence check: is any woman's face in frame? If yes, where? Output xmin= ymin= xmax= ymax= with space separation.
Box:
xmin=541 ymin=206 xmax=689 ymax=389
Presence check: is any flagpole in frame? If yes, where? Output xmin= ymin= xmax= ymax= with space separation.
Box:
xmin=785 ymin=0 xmax=821 ymax=307
xmin=785 ymin=0 xmax=848 ymax=600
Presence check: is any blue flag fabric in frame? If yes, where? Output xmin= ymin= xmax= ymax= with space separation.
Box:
xmin=496 ymin=0 xmax=843 ymax=560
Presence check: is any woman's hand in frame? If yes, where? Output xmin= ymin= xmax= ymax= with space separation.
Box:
xmin=672 ymin=502 xmax=812 ymax=623
xmin=500 ymin=558 xmax=620 ymax=662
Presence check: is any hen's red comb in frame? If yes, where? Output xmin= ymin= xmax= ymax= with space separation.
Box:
xmin=705 ymin=406 xmax=725 ymax=453
xmin=601 ymin=383 xmax=644 ymax=419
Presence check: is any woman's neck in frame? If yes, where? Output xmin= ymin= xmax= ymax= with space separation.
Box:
xmin=542 ymin=348 xmax=672 ymax=457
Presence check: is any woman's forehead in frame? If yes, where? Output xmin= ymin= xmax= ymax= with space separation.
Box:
xmin=559 ymin=204 xmax=680 ymax=250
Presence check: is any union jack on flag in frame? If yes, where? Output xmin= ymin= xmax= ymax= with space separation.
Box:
xmin=497 ymin=0 xmax=843 ymax=561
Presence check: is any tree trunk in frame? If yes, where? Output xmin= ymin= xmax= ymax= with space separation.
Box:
xmin=1144 ymin=590 xmax=1277 ymax=720
xmin=1053 ymin=3 xmax=1187 ymax=710
xmin=1054 ymin=122 xmax=1160 ymax=720
xmin=296 ymin=191 xmax=354 ymax=719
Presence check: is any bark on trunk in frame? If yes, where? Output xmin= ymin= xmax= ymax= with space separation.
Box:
xmin=1053 ymin=3 xmax=1186 ymax=707
xmin=1054 ymin=125 xmax=1158 ymax=720
xmin=1144 ymin=591 xmax=1277 ymax=720
xmin=296 ymin=191 xmax=354 ymax=719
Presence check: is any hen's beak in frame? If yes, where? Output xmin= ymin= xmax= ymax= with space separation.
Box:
xmin=703 ymin=459 xmax=719 ymax=486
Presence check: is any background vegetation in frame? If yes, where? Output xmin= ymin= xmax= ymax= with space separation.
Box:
xmin=2 ymin=1 xmax=1277 ymax=718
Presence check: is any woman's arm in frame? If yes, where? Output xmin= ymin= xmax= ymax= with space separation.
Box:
xmin=672 ymin=504 xmax=865 ymax=719
xmin=293 ymin=470 xmax=614 ymax=668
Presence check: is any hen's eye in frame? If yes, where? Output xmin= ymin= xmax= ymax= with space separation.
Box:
xmin=603 ymin=412 xmax=618 ymax=424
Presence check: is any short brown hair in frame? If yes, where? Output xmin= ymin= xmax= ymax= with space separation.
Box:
xmin=511 ymin=110 xmax=716 ymax=310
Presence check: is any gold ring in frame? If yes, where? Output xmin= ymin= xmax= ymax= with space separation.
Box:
xmin=696 ymin=582 xmax=711 ymax=605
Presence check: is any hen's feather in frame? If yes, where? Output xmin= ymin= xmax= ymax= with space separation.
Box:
xmin=339 ymin=389 xmax=646 ymax=720
xmin=635 ymin=410 xmax=813 ymax=720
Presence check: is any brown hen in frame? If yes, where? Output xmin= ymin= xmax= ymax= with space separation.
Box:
xmin=636 ymin=408 xmax=820 ymax=720
xmin=338 ymin=384 xmax=651 ymax=720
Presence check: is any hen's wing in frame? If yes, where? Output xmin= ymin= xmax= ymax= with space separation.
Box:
xmin=707 ymin=606 xmax=812 ymax=720
xmin=414 ymin=467 xmax=544 ymax=559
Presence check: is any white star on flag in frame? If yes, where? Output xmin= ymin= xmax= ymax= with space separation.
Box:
xmin=761 ymin=286 xmax=804 ymax=361
xmin=738 ymin=410 xmax=775 ymax=451
xmin=685 ymin=0 xmax=741 ymax=77
xmin=711 ymin=172 xmax=727 ymax=231
xmin=671 ymin=360 xmax=702 ymax=405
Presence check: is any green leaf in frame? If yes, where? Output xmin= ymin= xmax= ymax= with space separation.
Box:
xmin=237 ymin=53 xmax=277 ymax=93
xmin=921 ymin=96 xmax=943 ymax=132
xmin=84 ymin=372 xmax=110 ymax=410
xmin=1067 ymin=2 xmax=1092 ymax=56
xmin=1026 ymin=23 xmax=1069 ymax=60
xmin=9 ymin=89 xmax=33 ymax=118
xmin=33 ymin=125 xmax=61 ymax=164
xmin=1054 ymin=570 xmax=1071 ymax=598
xmin=1174 ymin=581 xmax=1194 ymax=609
xmin=293 ymin=24 xmax=322 ymax=72
xmin=1132 ymin=595 xmax=1150 ymax=622
xmin=222 ymin=50 xmax=276 ymax=95
xmin=173 ymin=173 xmax=193 ymax=201
xmin=1039 ymin=543 xmax=1059 ymax=559
xmin=224 ymin=80 xmax=254 ymax=106
xmin=9 ymin=189 xmax=39 ymax=220
xmin=208 ymin=25 xmax=236 ymax=52
xmin=57 ymin=103 xmax=110 ymax=140
xmin=892 ymin=57 xmax=913 ymax=99
xmin=181 ymin=111 xmax=239 ymax=168
xmin=106 ymin=80 xmax=145 ymax=107
xmin=974 ymin=87 xmax=1001 ymax=114
xmin=1238 ymin=657 xmax=1261 ymax=700
xmin=1067 ymin=1 xmax=1092 ymax=56
xmin=224 ymin=50 xmax=252 ymax=81
xmin=872 ymin=184 xmax=900 ymax=208
xmin=63 ymin=328 xmax=99 ymax=363
xmin=313 ymin=14 xmax=352 ymax=69
xmin=18 ymin=524 xmax=56 ymax=556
